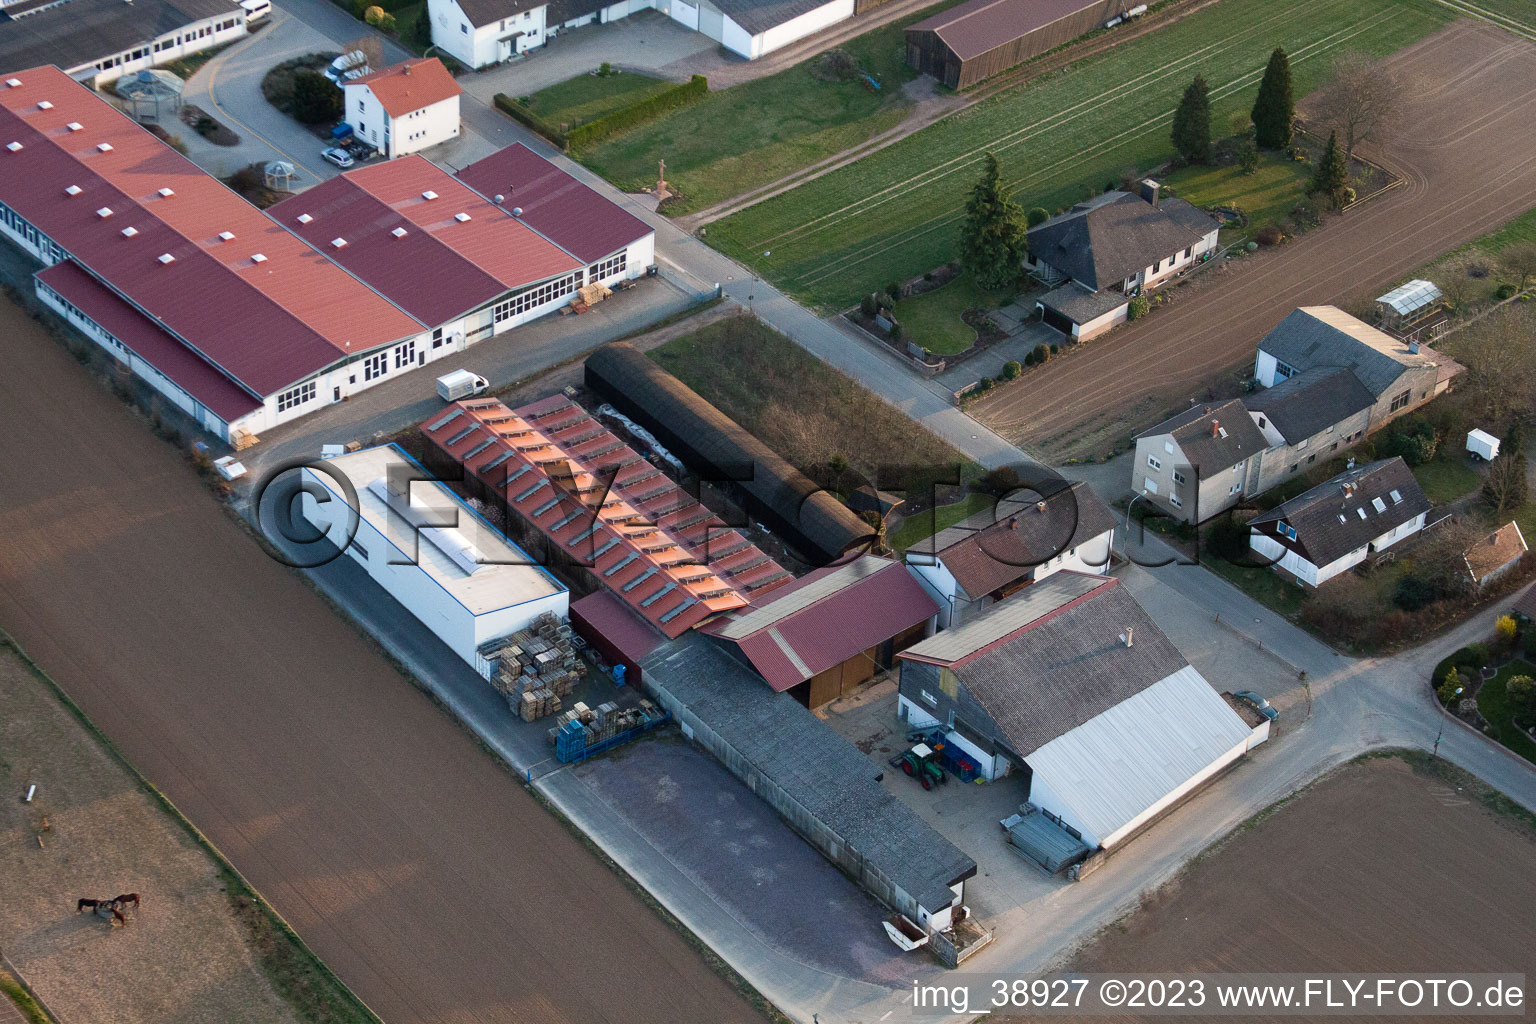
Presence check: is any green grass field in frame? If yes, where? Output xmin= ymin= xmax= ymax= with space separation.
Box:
xmin=707 ymin=0 xmax=1452 ymax=309
xmin=575 ymin=0 xmax=965 ymax=214
xmin=892 ymin=274 xmax=1000 ymax=354
xmin=1453 ymin=0 xmax=1536 ymax=35
xmin=525 ymin=71 xmax=676 ymax=131
xmin=1477 ymin=659 xmax=1536 ymax=764
xmin=1411 ymin=453 xmax=1482 ymax=505
xmin=1159 ymin=149 xmax=1312 ymax=237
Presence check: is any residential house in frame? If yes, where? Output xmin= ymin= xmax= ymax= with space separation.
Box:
xmin=1254 ymin=306 xmax=1462 ymax=430
xmin=905 ymin=480 xmax=1116 ymax=628
xmin=1464 ymin=522 xmax=1527 ymax=591
xmin=895 ymin=572 xmax=1264 ymax=849
xmin=343 ymin=58 xmax=461 ymax=159
xmin=1243 ymin=366 xmax=1374 ymax=491
xmin=1248 ymin=458 xmax=1431 ymax=587
xmin=1026 ymin=181 xmax=1221 ymax=341
xmin=427 ymin=0 xmax=548 ymax=67
xmin=1132 ymin=400 xmax=1267 ymax=522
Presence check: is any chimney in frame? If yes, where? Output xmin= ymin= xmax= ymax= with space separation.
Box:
xmin=1140 ymin=178 xmax=1160 ymax=208
xmin=1009 ymin=518 xmax=1019 ymax=530
xmin=1210 ymin=419 xmax=1220 ymax=438
xmin=1119 ymin=628 xmax=1134 ymax=647
xmin=1036 ymin=500 xmax=1047 ymax=513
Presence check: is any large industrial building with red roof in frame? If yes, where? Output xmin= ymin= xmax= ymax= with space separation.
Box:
xmin=0 ymin=65 xmax=654 ymax=444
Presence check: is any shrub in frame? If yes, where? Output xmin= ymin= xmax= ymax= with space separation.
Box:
xmin=1525 ymin=628 xmax=1536 ymax=659
xmin=1436 ymin=666 xmax=1464 ymax=705
xmin=1508 ymin=675 xmax=1536 ymax=725
xmin=495 ymin=93 xmax=567 ymax=149
xmin=1049 ymin=343 xmax=1059 ymax=354
xmin=1256 ymin=224 xmax=1283 ymax=246
xmin=889 ymin=321 xmax=902 ymax=342
xmin=1127 ymin=295 xmax=1151 ymax=320
xmin=978 ymin=376 xmax=994 ymax=390
xmin=976 ymin=465 xmax=1020 ymax=495
xmin=291 ymin=69 xmax=342 ymax=124
xmin=565 ymin=75 xmax=707 ymax=150
xmin=1289 ymin=199 xmax=1321 ymax=229
xmin=860 ymin=293 xmax=878 ymax=318
xmin=1237 ymin=139 xmax=1259 ymax=174
xmin=1023 ymin=349 xmax=1037 ymax=366
xmin=599 ymin=61 xmax=613 ymax=76
xmin=1001 ymin=360 xmax=1022 ymax=380
xmin=1465 ymin=642 xmax=1491 ymax=667
xmin=1496 ymin=614 xmax=1519 ymax=649
xmin=1032 ymin=343 xmax=1050 ymax=364
xmin=1026 ymin=207 xmax=1050 ymax=227
xmin=1495 ymin=283 xmax=1517 ymax=300
xmin=1394 ymin=572 xmax=1445 ymax=611
xmin=1382 ymin=418 xmax=1438 ymax=465
xmin=885 ymin=282 xmax=902 ymax=303
xmin=1339 ymin=186 xmax=1356 ymax=206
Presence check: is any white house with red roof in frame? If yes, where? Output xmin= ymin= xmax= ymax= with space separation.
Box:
xmin=0 ymin=68 xmax=653 ymax=444
xmin=343 ymin=58 xmax=461 ymax=159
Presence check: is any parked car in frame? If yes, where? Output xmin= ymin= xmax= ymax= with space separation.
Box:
xmin=321 ymin=147 xmax=354 ymax=169
xmin=1233 ymin=690 xmax=1278 ymax=722
xmin=324 ymin=50 xmax=370 ymax=86
xmin=435 ymin=369 xmax=488 ymax=402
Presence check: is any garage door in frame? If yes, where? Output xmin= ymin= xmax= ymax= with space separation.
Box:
xmin=1041 ymin=306 xmax=1074 ymax=336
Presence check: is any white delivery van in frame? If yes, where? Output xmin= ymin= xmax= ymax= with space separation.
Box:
xmin=239 ymin=0 xmax=271 ymax=22
xmin=436 ymin=369 xmax=490 ymax=402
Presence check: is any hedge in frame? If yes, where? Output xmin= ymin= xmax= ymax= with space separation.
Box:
xmin=493 ymin=94 xmax=567 ymax=150
xmin=566 ymin=74 xmax=707 ymax=151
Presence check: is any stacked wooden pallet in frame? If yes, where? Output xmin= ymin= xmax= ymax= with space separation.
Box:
xmin=487 ymin=613 xmax=587 ymax=722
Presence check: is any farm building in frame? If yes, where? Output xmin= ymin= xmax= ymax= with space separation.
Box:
xmin=1464 ymin=522 xmax=1527 ymax=591
xmin=1254 ymin=307 xmax=1462 ymax=430
xmin=584 ymin=342 xmax=874 ymax=565
xmin=299 ymin=444 xmax=569 ymax=670
xmin=431 ymin=0 xmax=865 ymax=67
xmin=342 ymin=58 xmax=461 ymax=159
xmin=700 ymin=554 xmax=937 ymax=708
xmin=0 ymin=0 xmax=249 ymax=87
xmin=1026 ymin=182 xmax=1221 ymax=340
xmin=896 ymin=572 xmax=1264 ymax=850
xmin=419 ymin=395 xmax=791 ymax=638
xmin=905 ymin=0 xmax=1122 ymax=89
xmin=1248 ymin=458 xmax=1432 ymax=588
xmin=905 ymin=480 xmax=1115 ymax=628
xmin=0 ymin=67 xmax=653 ymax=446
xmin=644 ymin=631 xmax=980 ymax=952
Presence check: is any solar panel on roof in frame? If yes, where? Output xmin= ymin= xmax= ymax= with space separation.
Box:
xmin=550 ymin=509 xmax=585 ymax=531
xmin=603 ymin=552 xmax=639 ymax=577
xmin=503 ymin=464 xmax=532 ymax=486
xmin=658 ymin=597 xmax=698 ymax=624
xmin=640 ymin=582 xmax=677 ymax=607
xmin=462 ymin=438 xmax=495 ymax=460
xmin=567 ymin=525 xmax=601 ymax=546
xmin=446 ymin=425 xmax=478 ymax=445
xmin=592 ymin=536 xmax=619 ymax=558
xmin=532 ymin=496 xmax=561 ymax=517
xmin=622 ymin=567 xmax=659 ymax=592
xmin=479 ymin=450 xmax=515 ymax=473
xmin=515 ymin=479 xmax=550 ymax=503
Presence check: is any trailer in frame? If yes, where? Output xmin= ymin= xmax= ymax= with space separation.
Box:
xmin=882 ymin=914 xmax=930 ymax=951
xmin=1467 ymin=429 xmax=1501 ymax=462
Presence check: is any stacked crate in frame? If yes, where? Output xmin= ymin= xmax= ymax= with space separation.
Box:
xmin=485 ymin=613 xmax=587 ymax=722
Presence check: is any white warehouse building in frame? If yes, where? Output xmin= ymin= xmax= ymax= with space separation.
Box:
xmin=0 ymin=0 xmax=249 ymax=86
xmin=301 ymin=445 xmax=569 ymax=669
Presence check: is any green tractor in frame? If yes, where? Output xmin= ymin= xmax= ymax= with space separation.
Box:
xmin=890 ymin=742 xmax=947 ymax=790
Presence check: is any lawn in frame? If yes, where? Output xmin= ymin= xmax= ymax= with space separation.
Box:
xmin=1475 ymin=203 xmax=1536 ymax=252
xmin=524 ymin=71 xmax=676 ymax=131
xmin=889 ymin=491 xmax=993 ymax=549
xmin=575 ymin=0 xmax=967 ymax=214
xmin=648 ymin=314 xmax=975 ymax=485
xmin=707 ymin=0 xmax=1452 ymax=309
xmin=1477 ymin=659 xmax=1536 ymax=764
xmin=1411 ymin=453 xmax=1482 ymax=505
xmin=891 ymin=274 xmax=1001 ymax=355
xmin=1202 ymin=548 xmax=1311 ymax=618
xmin=1158 ymin=149 xmax=1312 ymax=238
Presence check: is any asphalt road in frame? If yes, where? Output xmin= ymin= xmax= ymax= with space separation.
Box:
xmin=0 ymin=295 xmax=766 ymax=1024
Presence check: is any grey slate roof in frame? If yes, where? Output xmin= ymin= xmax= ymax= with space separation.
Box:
xmin=910 ymin=480 xmax=1116 ymax=600
xmin=905 ymin=576 xmax=1191 ymax=757
xmin=453 ymin=0 xmax=544 ymax=29
xmin=1026 ymin=192 xmax=1218 ymax=291
xmin=1138 ymin=398 xmax=1266 ymax=473
xmin=710 ymin=0 xmax=842 ymax=35
xmin=1250 ymin=458 xmax=1431 ymax=567
xmin=1038 ymin=282 xmax=1126 ymax=324
xmin=642 ymin=632 xmax=977 ymax=913
xmin=1257 ymin=306 xmax=1436 ymax=399
xmin=1244 ymin=366 xmax=1375 ymax=443
xmin=0 ymin=0 xmax=240 ymax=75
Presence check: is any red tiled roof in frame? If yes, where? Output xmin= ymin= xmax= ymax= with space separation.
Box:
xmin=269 ymin=157 xmax=582 ymax=325
xmin=347 ymin=58 xmax=461 ymax=118
xmin=700 ymin=556 xmax=938 ymax=691
xmin=0 ymin=66 xmax=424 ymax=397
xmin=457 ymin=143 xmax=652 ymax=264
xmin=36 ymin=260 xmax=262 ymax=422
xmin=421 ymin=397 xmax=790 ymax=638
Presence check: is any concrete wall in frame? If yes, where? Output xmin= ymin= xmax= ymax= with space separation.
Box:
xmin=1074 ymin=300 xmax=1128 ymax=341
xmin=756 ymin=0 xmax=853 ymax=55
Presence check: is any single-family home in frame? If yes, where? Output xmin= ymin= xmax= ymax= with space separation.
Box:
xmin=896 ymin=572 xmax=1264 ymax=850
xmin=1247 ymin=458 xmax=1431 ymax=588
xmin=1026 ymin=180 xmax=1221 ymax=341
xmin=343 ymin=58 xmax=461 ymax=159
xmin=905 ymin=480 xmax=1116 ymax=628
xmin=1464 ymin=522 xmax=1528 ymax=591
xmin=1243 ymin=365 xmax=1375 ymax=491
xmin=1254 ymin=306 xmax=1462 ymax=430
xmin=428 ymin=0 xmax=548 ymax=67
xmin=1132 ymin=400 xmax=1268 ymax=523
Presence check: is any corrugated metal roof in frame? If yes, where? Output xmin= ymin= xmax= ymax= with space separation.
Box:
xmin=1024 ymin=665 xmax=1251 ymax=846
xmin=701 ymin=556 xmax=938 ymax=691
xmin=270 ymin=157 xmax=582 ymax=325
xmin=457 ymin=144 xmax=653 ymax=264
xmin=908 ymin=0 xmax=1109 ymax=61
xmin=35 ymin=260 xmax=261 ymax=422
xmin=0 ymin=67 xmax=423 ymax=396
xmin=901 ymin=571 xmax=1108 ymax=666
xmin=347 ymin=58 xmax=461 ymax=118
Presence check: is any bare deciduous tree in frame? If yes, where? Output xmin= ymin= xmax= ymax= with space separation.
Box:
xmin=1311 ymin=52 xmax=1401 ymax=163
xmin=346 ymin=36 xmax=384 ymax=73
xmin=1448 ymin=305 xmax=1536 ymax=425
xmin=1501 ymin=239 xmax=1536 ymax=294
xmin=1483 ymin=452 xmax=1528 ymax=515
xmin=1434 ymin=254 xmax=1480 ymax=314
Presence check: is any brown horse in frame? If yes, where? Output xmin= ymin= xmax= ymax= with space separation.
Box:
xmin=76 ymin=898 xmax=126 ymax=925
xmin=112 ymin=893 xmax=140 ymax=910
